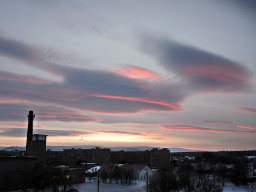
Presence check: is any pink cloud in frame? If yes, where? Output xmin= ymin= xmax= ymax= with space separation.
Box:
xmin=140 ymin=36 xmax=252 ymax=93
xmin=47 ymin=88 xmax=85 ymax=101
xmin=161 ymin=130 xmax=172 ymax=133
xmin=144 ymin=131 xmax=162 ymax=136
xmin=3 ymin=124 xmax=45 ymax=129
xmin=87 ymin=94 xmax=180 ymax=110
xmin=45 ymin=130 xmax=91 ymax=137
xmin=38 ymin=115 xmax=99 ymax=122
xmin=237 ymin=125 xmax=256 ymax=130
xmin=116 ymin=65 xmax=164 ymax=80
xmin=3 ymin=87 xmax=83 ymax=102
xmin=0 ymin=128 xmax=91 ymax=137
xmin=0 ymin=73 xmax=50 ymax=84
xmin=95 ymin=130 xmax=145 ymax=136
xmin=0 ymin=99 xmax=28 ymax=104
xmin=203 ymin=120 xmax=233 ymax=125
xmin=0 ymin=37 xmax=187 ymax=115
xmin=238 ymin=107 xmax=256 ymax=113
xmin=184 ymin=65 xmax=248 ymax=85
xmin=34 ymin=107 xmax=101 ymax=122
xmin=92 ymin=130 xmax=164 ymax=140
xmin=0 ymin=102 xmax=100 ymax=123
xmin=148 ymin=137 xmax=170 ymax=140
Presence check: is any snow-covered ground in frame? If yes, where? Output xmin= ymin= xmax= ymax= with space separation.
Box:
xmin=75 ymin=179 xmax=256 ymax=192
xmin=223 ymin=182 xmax=256 ymax=192
xmin=74 ymin=180 xmax=146 ymax=192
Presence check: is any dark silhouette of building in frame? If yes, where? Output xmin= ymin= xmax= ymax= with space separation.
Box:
xmin=26 ymin=111 xmax=47 ymax=161
xmin=150 ymin=148 xmax=170 ymax=168
xmin=111 ymin=150 xmax=150 ymax=164
xmin=46 ymin=150 xmax=64 ymax=166
xmin=62 ymin=147 xmax=111 ymax=167
xmin=111 ymin=148 xmax=170 ymax=169
xmin=0 ymin=156 xmax=44 ymax=191
xmin=46 ymin=147 xmax=170 ymax=169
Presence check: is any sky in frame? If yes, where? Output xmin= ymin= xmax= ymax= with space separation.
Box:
xmin=0 ymin=0 xmax=255 ymax=151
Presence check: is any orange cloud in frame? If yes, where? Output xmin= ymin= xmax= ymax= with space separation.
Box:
xmin=116 ymin=66 xmax=164 ymax=80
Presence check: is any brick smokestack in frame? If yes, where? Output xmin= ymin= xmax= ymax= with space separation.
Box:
xmin=27 ymin=111 xmax=35 ymax=142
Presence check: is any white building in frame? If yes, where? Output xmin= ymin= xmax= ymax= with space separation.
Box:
xmin=126 ymin=164 xmax=153 ymax=180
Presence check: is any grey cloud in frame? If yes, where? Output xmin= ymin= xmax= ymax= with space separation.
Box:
xmin=0 ymin=128 xmax=26 ymax=137
xmin=0 ymin=37 xmax=33 ymax=60
xmin=161 ymin=125 xmax=255 ymax=133
xmin=218 ymin=0 xmax=256 ymax=20
xmin=62 ymin=67 xmax=148 ymax=98
xmin=0 ymin=72 xmax=177 ymax=114
xmin=41 ymin=129 xmax=91 ymax=136
xmin=0 ymin=36 xmax=185 ymax=114
xmin=203 ymin=120 xmax=233 ymax=125
xmin=140 ymin=35 xmax=252 ymax=93
xmin=0 ymin=128 xmax=91 ymax=137
xmin=0 ymin=103 xmax=98 ymax=122
xmin=238 ymin=107 xmax=256 ymax=114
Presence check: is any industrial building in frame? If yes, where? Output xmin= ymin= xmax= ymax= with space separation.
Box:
xmin=26 ymin=111 xmax=47 ymax=161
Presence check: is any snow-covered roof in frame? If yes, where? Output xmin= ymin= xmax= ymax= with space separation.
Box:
xmin=55 ymin=165 xmax=69 ymax=169
xmin=81 ymin=163 xmax=96 ymax=165
xmin=86 ymin=166 xmax=101 ymax=173
xmin=184 ymin=156 xmax=195 ymax=160
xmin=122 ymin=164 xmax=150 ymax=174
xmin=246 ymin=156 xmax=256 ymax=159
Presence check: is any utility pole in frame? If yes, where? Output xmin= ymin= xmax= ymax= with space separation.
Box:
xmin=97 ymin=177 xmax=100 ymax=192
xmin=146 ymin=170 xmax=148 ymax=192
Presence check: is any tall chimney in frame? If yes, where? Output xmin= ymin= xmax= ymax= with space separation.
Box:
xmin=27 ymin=111 xmax=35 ymax=142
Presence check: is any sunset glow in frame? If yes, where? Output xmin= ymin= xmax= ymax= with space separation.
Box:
xmin=0 ymin=1 xmax=255 ymax=151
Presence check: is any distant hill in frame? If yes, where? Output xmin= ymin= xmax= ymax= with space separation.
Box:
xmin=1 ymin=145 xmax=201 ymax=152
xmin=168 ymin=148 xmax=203 ymax=153
xmin=0 ymin=146 xmax=25 ymax=151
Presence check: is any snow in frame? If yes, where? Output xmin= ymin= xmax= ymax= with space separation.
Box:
xmin=223 ymin=182 xmax=256 ymax=192
xmin=74 ymin=180 xmax=146 ymax=192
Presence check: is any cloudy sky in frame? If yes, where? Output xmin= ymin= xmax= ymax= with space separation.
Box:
xmin=0 ymin=0 xmax=255 ymax=151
